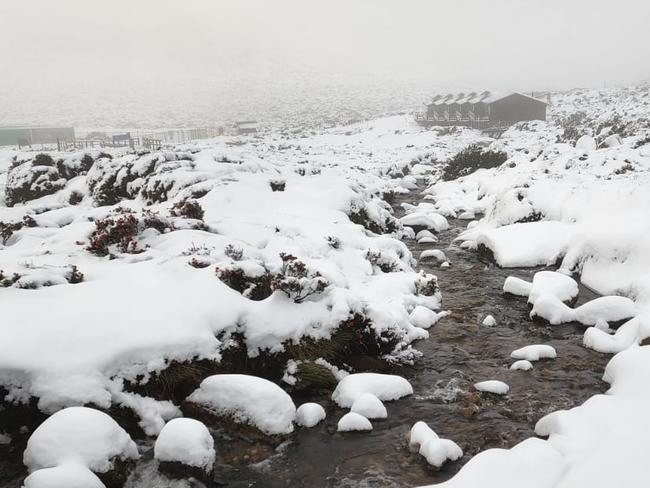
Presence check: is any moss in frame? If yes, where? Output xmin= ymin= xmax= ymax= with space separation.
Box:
xmin=290 ymin=361 xmax=337 ymax=394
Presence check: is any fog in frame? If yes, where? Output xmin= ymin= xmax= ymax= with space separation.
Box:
xmin=1 ymin=0 xmax=649 ymax=127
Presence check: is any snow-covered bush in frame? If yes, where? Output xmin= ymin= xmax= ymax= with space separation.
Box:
xmin=440 ymin=144 xmax=508 ymax=181
xmin=5 ymin=155 xmax=66 ymax=206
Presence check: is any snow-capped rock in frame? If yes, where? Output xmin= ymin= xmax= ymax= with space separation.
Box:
xmin=337 ymin=412 xmax=372 ymax=432
xmin=332 ymin=373 xmax=413 ymax=408
xmin=154 ymin=418 xmax=215 ymax=471
xmin=350 ymin=393 xmax=388 ymax=419
xmin=186 ymin=374 xmax=296 ymax=435
xmin=295 ymin=403 xmax=326 ymax=428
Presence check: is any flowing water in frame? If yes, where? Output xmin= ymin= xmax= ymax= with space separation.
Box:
xmin=1 ymin=188 xmax=611 ymax=488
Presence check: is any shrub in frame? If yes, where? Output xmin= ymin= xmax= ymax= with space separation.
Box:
xmin=269 ymin=179 xmax=286 ymax=191
xmin=170 ymin=199 xmax=205 ymax=220
xmin=215 ymin=266 xmax=274 ymax=301
xmin=271 ymin=253 xmax=329 ymax=303
xmin=414 ymin=272 xmax=440 ymax=297
xmin=441 ymin=145 xmax=508 ymax=181
xmin=365 ymin=250 xmax=400 ymax=273
xmin=224 ymin=244 xmax=243 ymax=261
xmin=66 ymin=265 xmax=84 ymax=284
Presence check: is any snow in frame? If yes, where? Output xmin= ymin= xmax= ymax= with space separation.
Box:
xmin=528 ymin=271 xmax=579 ymax=305
xmin=409 ymin=305 xmax=443 ymax=329
xmin=531 ymin=294 xmax=636 ymax=326
xmin=575 ymin=135 xmax=597 ymax=151
xmin=331 ymin=373 xmax=413 ymax=408
xmin=23 ymin=407 xmax=139 ymax=474
xmin=420 ymin=439 xmax=463 ymax=468
xmin=409 ymin=421 xmax=438 ymax=449
xmin=417 ymin=236 xmax=438 ymax=244
xmin=510 ymin=360 xmax=533 ymax=371
xmin=482 ymin=315 xmax=496 ymax=327
xmin=473 ymin=380 xmax=509 ymax=395
xmin=476 ymin=222 xmax=571 ymax=267
xmin=503 ymin=276 xmax=532 ymax=297
xmin=23 ymin=464 xmax=106 ymax=488
xmin=350 ymin=393 xmax=388 ymax=419
xmin=510 ymin=344 xmax=557 ymax=361
xmin=337 ymin=412 xmax=373 ymax=432
xmin=186 ymin=374 xmax=296 ymax=435
xmin=419 ymin=249 xmax=447 ymax=262
xmin=153 ymin=418 xmax=215 ymax=471
xmin=409 ymin=421 xmax=462 ymax=468
xmin=295 ymin=403 xmax=326 ymax=428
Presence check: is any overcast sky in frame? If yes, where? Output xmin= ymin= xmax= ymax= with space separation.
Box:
xmin=1 ymin=0 xmax=649 ymax=125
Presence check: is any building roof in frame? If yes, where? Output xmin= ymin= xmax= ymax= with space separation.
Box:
xmin=427 ymin=90 xmax=547 ymax=107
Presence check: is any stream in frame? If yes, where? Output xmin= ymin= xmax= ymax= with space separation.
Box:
xmin=1 ymin=187 xmax=610 ymax=488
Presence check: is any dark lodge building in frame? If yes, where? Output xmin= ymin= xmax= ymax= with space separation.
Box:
xmin=416 ymin=91 xmax=547 ymax=129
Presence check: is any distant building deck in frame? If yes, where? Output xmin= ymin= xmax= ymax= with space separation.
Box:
xmin=0 ymin=126 xmax=75 ymax=147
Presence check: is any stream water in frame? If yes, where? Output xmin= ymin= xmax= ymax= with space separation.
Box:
xmin=1 ymin=188 xmax=611 ymax=488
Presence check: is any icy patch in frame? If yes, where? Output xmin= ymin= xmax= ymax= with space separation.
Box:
xmin=186 ymin=374 xmax=296 ymax=435
xmin=474 ymin=380 xmax=509 ymax=395
xmin=510 ymin=344 xmax=557 ymax=361
xmin=350 ymin=393 xmax=388 ymax=419
xmin=154 ymin=418 xmax=215 ymax=471
xmin=295 ymin=403 xmax=326 ymax=428
xmin=337 ymin=412 xmax=372 ymax=432
xmin=332 ymin=373 xmax=413 ymax=408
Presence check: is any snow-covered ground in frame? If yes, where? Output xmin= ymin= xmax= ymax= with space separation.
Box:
xmin=2 ymin=83 xmax=650 ymax=486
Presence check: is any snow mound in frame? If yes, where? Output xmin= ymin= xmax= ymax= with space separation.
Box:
xmin=482 ymin=315 xmax=497 ymax=327
xmin=510 ymin=360 xmax=533 ymax=371
xmin=420 ymin=249 xmax=447 ymax=262
xmin=350 ymin=393 xmax=387 ymax=419
xmin=575 ymin=135 xmax=597 ymax=151
xmin=474 ymin=380 xmax=509 ymax=395
xmin=400 ymin=212 xmax=448 ymax=232
xmin=337 ymin=412 xmax=372 ymax=432
xmin=23 ymin=407 xmax=139 ymax=474
xmin=154 ymin=418 xmax=215 ymax=471
xmin=332 ymin=373 xmax=413 ymax=408
xmin=186 ymin=374 xmax=296 ymax=435
xmin=476 ymin=222 xmax=571 ymax=267
xmin=418 ymin=236 xmax=438 ymax=244
xmin=409 ymin=421 xmax=462 ymax=468
xmin=23 ymin=464 xmax=106 ymax=488
xmin=510 ymin=344 xmax=557 ymax=361
xmin=503 ymin=276 xmax=532 ymax=297
xmin=420 ymin=438 xmax=463 ymax=468
xmin=528 ymin=271 xmax=579 ymax=305
xmin=531 ymin=294 xmax=636 ymax=326
xmin=410 ymin=306 xmax=442 ymax=329
xmin=409 ymin=421 xmax=438 ymax=448
xmin=295 ymin=403 xmax=326 ymax=428
xmin=415 ymin=229 xmax=436 ymax=240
